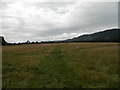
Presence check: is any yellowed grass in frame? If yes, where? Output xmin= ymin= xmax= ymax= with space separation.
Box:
xmin=2 ymin=43 xmax=119 ymax=88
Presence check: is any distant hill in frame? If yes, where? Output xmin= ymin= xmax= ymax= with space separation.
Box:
xmin=0 ymin=36 xmax=7 ymax=45
xmin=65 ymin=29 xmax=120 ymax=42
xmin=0 ymin=28 xmax=120 ymax=45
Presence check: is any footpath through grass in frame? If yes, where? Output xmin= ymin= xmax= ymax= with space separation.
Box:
xmin=28 ymin=45 xmax=83 ymax=88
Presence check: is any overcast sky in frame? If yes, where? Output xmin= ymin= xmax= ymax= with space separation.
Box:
xmin=0 ymin=0 xmax=118 ymax=43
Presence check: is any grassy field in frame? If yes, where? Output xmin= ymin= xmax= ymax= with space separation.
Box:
xmin=2 ymin=43 xmax=119 ymax=88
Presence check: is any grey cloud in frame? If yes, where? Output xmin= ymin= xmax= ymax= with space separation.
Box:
xmin=1 ymin=1 xmax=118 ymax=42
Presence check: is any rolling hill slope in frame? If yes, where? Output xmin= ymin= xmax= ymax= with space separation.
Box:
xmin=0 ymin=28 xmax=120 ymax=45
xmin=65 ymin=29 xmax=120 ymax=42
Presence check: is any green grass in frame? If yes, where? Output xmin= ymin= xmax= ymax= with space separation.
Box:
xmin=2 ymin=43 xmax=119 ymax=88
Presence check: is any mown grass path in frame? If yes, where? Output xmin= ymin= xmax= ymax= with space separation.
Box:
xmin=28 ymin=45 xmax=82 ymax=88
